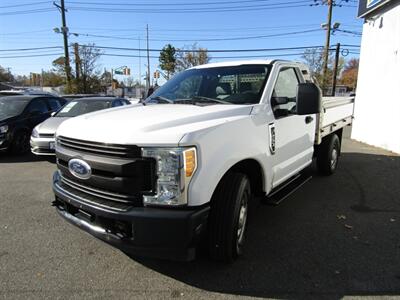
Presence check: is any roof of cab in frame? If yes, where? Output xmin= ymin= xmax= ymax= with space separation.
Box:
xmin=190 ymin=60 xmax=275 ymax=69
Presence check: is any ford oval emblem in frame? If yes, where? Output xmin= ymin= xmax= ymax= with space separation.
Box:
xmin=68 ymin=158 xmax=92 ymax=180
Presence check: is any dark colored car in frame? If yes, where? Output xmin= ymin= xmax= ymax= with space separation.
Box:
xmin=0 ymin=95 xmax=67 ymax=154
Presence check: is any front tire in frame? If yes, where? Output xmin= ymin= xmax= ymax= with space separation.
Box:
xmin=11 ymin=131 xmax=30 ymax=155
xmin=316 ymin=133 xmax=340 ymax=175
xmin=208 ymin=172 xmax=251 ymax=262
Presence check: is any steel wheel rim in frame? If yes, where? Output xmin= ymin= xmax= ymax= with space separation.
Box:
xmin=236 ymin=192 xmax=248 ymax=251
xmin=331 ymin=147 xmax=338 ymax=169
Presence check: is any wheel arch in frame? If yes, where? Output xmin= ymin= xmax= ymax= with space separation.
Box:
xmin=212 ymin=158 xmax=266 ymax=200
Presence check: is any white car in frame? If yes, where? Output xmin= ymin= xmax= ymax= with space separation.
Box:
xmin=52 ymin=60 xmax=354 ymax=262
xmin=31 ymin=97 xmax=130 ymax=155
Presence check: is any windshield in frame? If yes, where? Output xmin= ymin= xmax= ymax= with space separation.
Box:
xmin=146 ymin=65 xmax=270 ymax=105
xmin=55 ymin=99 xmax=112 ymax=117
xmin=0 ymin=98 xmax=30 ymax=120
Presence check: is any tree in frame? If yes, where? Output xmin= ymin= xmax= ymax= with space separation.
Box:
xmin=176 ymin=43 xmax=211 ymax=72
xmin=0 ymin=65 xmax=14 ymax=82
xmin=51 ymin=44 xmax=103 ymax=93
xmin=52 ymin=56 xmax=66 ymax=77
xmin=73 ymin=44 xmax=103 ymax=93
xmin=14 ymin=75 xmax=30 ymax=86
xmin=159 ymin=44 xmax=176 ymax=79
xmin=42 ymin=71 xmax=64 ymax=87
xmin=340 ymin=58 xmax=359 ymax=90
xmin=301 ymin=48 xmax=344 ymax=90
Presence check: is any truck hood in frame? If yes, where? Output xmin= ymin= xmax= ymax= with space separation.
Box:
xmin=56 ymin=104 xmax=253 ymax=146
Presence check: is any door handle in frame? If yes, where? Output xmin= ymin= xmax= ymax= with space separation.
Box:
xmin=305 ymin=116 xmax=313 ymax=124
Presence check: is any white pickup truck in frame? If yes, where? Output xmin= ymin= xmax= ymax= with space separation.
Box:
xmin=52 ymin=60 xmax=354 ymax=262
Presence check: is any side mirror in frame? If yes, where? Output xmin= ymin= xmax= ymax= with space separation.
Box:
xmin=296 ymin=83 xmax=321 ymax=115
xmin=271 ymin=96 xmax=289 ymax=106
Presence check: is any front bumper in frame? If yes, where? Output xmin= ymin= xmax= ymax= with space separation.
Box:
xmin=0 ymin=133 xmax=11 ymax=152
xmin=31 ymin=136 xmax=55 ymax=155
xmin=52 ymin=171 xmax=209 ymax=261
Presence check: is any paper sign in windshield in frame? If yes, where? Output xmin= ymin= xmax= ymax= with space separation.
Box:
xmin=61 ymin=102 xmax=77 ymax=113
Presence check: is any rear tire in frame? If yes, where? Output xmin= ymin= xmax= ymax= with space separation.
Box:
xmin=316 ymin=133 xmax=340 ymax=175
xmin=11 ymin=131 xmax=30 ymax=155
xmin=208 ymin=172 xmax=251 ymax=262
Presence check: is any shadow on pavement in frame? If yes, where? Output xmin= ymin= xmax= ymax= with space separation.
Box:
xmin=0 ymin=152 xmax=56 ymax=164
xmin=134 ymin=151 xmax=400 ymax=299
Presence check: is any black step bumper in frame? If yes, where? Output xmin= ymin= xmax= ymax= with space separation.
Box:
xmin=52 ymin=172 xmax=210 ymax=261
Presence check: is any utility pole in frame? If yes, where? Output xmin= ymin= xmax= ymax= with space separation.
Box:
xmin=54 ymin=0 xmax=72 ymax=92
xmin=331 ymin=43 xmax=341 ymax=96
xmin=146 ymin=24 xmax=151 ymax=91
xmin=138 ymin=37 xmax=142 ymax=86
xmin=74 ymin=43 xmax=80 ymax=79
xmin=40 ymin=69 xmax=44 ymax=90
xmin=322 ymin=0 xmax=333 ymax=94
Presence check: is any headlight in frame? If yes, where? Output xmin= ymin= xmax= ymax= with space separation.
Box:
xmin=31 ymin=126 xmax=39 ymax=138
xmin=142 ymin=147 xmax=197 ymax=206
xmin=0 ymin=125 xmax=8 ymax=134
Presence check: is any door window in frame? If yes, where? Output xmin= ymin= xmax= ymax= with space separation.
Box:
xmin=112 ymin=99 xmax=123 ymax=107
xmin=27 ymin=99 xmax=49 ymax=114
xmin=46 ymin=98 xmax=63 ymax=111
xmin=271 ymin=68 xmax=299 ymax=118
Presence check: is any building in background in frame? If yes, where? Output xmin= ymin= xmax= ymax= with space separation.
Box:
xmin=352 ymin=0 xmax=400 ymax=153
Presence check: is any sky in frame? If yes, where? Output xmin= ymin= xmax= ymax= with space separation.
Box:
xmin=0 ymin=0 xmax=363 ymax=84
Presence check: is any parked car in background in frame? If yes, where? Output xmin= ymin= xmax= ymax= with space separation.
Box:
xmin=0 ymin=89 xmax=57 ymax=97
xmin=31 ymin=97 xmax=131 ymax=155
xmin=60 ymin=94 xmax=105 ymax=100
xmin=0 ymin=95 xmax=66 ymax=154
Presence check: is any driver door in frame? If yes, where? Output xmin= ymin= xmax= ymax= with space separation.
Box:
xmin=25 ymin=98 xmax=51 ymax=129
xmin=269 ymin=66 xmax=316 ymax=187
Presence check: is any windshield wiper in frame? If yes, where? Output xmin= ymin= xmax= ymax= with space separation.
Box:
xmin=148 ymin=96 xmax=173 ymax=104
xmin=175 ymin=96 xmax=230 ymax=105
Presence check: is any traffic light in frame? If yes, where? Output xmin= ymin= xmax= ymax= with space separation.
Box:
xmin=153 ymin=71 xmax=160 ymax=79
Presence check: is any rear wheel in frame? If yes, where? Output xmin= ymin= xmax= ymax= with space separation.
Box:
xmin=316 ymin=133 xmax=340 ymax=175
xmin=11 ymin=131 xmax=30 ymax=154
xmin=208 ymin=172 xmax=251 ymax=262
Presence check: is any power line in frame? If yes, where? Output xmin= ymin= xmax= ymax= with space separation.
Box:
xmin=0 ymin=53 xmax=63 ymax=59
xmin=94 ymin=45 xmax=329 ymax=53
xmin=0 ymin=44 xmax=360 ymax=54
xmin=0 ymin=1 xmax=50 ymax=9
xmin=0 ymin=50 xmax=360 ymax=60
xmin=0 ymin=46 xmax=62 ymax=52
xmin=68 ymin=29 xmax=322 ymax=43
xmin=0 ymin=8 xmax=55 ymax=16
xmin=70 ymin=23 xmax=322 ymax=33
xmin=67 ymin=3 xmax=313 ymax=14
xmin=68 ymin=0 xmax=307 ymax=6
xmin=334 ymin=28 xmax=362 ymax=36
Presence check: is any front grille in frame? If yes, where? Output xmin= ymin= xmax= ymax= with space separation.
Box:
xmin=57 ymin=178 xmax=134 ymax=211
xmin=55 ymin=137 xmax=156 ymax=211
xmin=57 ymin=136 xmax=142 ymax=158
xmin=39 ymin=133 xmax=54 ymax=138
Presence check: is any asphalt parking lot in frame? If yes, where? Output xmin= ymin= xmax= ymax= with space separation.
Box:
xmin=0 ymin=136 xmax=399 ymax=299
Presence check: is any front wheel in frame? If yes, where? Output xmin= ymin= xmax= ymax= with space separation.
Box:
xmin=207 ymin=172 xmax=252 ymax=262
xmin=11 ymin=131 xmax=30 ymax=155
xmin=316 ymin=133 xmax=341 ymax=175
